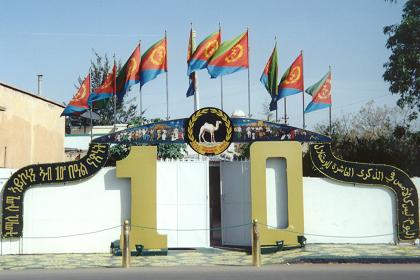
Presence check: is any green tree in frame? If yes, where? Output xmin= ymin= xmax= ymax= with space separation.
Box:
xmin=305 ymin=101 xmax=420 ymax=177
xmin=88 ymin=51 xmax=137 ymax=125
xmin=104 ymin=112 xmax=186 ymax=165
xmin=261 ymin=98 xmax=275 ymax=122
xmin=383 ymin=0 xmax=420 ymax=120
xmin=68 ymin=51 xmax=187 ymax=164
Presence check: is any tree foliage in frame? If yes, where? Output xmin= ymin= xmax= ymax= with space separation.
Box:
xmin=104 ymin=116 xmax=187 ymax=166
xmin=88 ymin=51 xmax=137 ymax=125
xmin=70 ymin=51 xmax=186 ymax=163
xmin=304 ymin=101 xmax=420 ymax=177
xmin=383 ymin=0 xmax=420 ymax=119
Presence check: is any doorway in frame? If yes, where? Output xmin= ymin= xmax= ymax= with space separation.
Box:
xmin=209 ymin=163 xmax=221 ymax=247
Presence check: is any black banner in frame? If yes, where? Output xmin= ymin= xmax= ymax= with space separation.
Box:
xmin=310 ymin=143 xmax=419 ymax=242
xmin=1 ymin=143 xmax=109 ymax=238
xmin=92 ymin=117 xmax=331 ymax=145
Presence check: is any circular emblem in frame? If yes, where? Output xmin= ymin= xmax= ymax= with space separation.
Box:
xmin=318 ymin=78 xmax=331 ymax=100
xmin=72 ymin=84 xmax=87 ymax=102
xmin=151 ymin=45 xmax=166 ymax=65
xmin=283 ymin=66 xmax=301 ymax=85
xmin=185 ymin=107 xmax=233 ymax=156
xmin=205 ymin=40 xmax=219 ymax=58
xmin=225 ymin=44 xmax=243 ymax=63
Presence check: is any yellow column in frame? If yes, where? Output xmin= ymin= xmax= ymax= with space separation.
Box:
xmin=250 ymin=141 xmax=304 ymax=246
xmin=116 ymin=146 xmax=167 ymax=250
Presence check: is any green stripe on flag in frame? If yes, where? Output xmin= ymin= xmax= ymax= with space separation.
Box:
xmin=211 ymin=32 xmax=245 ymax=60
xmin=305 ymin=71 xmax=330 ymax=96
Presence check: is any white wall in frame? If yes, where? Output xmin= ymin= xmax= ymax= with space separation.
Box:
xmin=2 ymin=168 xmax=130 ymax=255
xmin=1 ymin=164 xmax=419 ymax=254
xmin=0 ymin=168 xmax=14 ymax=187
xmin=305 ymin=177 xmax=418 ymax=243
xmin=304 ymin=177 xmax=396 ymax=244
xmin=64 ymin=135 xmax=94 ymax=150
xmin=157 ymin=160 xmax=209 ymax=248
xmin=266 ymin=158 xmax=288 ymax=229
xmin=0 ymin=160 xmax=209 ymax=255
xmin=219 ymin=162 xmax=420 ymax=245
xmin=220 ymin=162 xmax=251 ymax=246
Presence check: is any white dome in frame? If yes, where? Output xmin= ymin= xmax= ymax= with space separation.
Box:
xmin=231 ymin=109 xmax=246 ymax=118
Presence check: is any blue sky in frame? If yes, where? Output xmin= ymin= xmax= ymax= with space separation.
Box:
xmin=0 ymin=0 xmax=406 ymax=129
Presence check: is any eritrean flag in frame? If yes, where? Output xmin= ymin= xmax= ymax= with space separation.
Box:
xmin=116 ymin=45 xmax=140 ymax=103
xmin=61 ymin=73 xmax=91 ymax=116
xmin=305 ymin=70 xmax=332 ymax=113
xmin=89 ymin=64 xmax=116 ymax=108
xmin=207 ymin=31 xmax=248 ymax=78
xmin=187 ymin=30 xmax=221 ymax=76
xmin=140 ymin=38 xmax=167 ymax=87
xmin=186 ymin=28 xmax=196 ymax=97
xmin=186 ymin=73 xmax=196 ymax=97
xmin=260 ymin=44 xmax=278 ymax=111
xmin=277 ymin=53 xmax=304 ymax=100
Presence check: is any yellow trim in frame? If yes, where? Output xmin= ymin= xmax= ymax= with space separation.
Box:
xmin=250 ymin=142 xmax=304 ymax=246
xmin=116 ymin=146 xmax=167 ymax=250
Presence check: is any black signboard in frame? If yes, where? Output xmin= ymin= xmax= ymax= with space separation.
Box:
xmin=1 ymin=143 xmax=109 ymax=238
xmin=310 ymin=143 xmax=419 ymax=242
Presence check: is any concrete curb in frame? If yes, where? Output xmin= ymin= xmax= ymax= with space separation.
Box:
xmin=294 ymin=256 xmax=420 ymax=264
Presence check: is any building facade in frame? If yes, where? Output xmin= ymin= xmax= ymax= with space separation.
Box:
xmin=0 ymin=82 xmax=65 ymax=168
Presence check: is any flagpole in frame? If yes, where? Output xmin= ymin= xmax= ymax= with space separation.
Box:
xmin=139 ymin=40 xmax=143 ymax=120
xmin=283 ymin=97 xmax=287 ymax=125
xmin=329 ymin=64 xmax=332 ymax=135
xmin=218 ymin=22 xmax=223 ymax=111
xmin=193 ymin=73 xmax=199 ymax=111
xmin=275 ymin=36 xmax=278 ymax=122
xmin=165 ymin=30 xmax=169 ymax=120
xmin=220 ymin=76 xmax=224 ymax=110
xmin=89 ymin=67 xmax=93 ymax=141
xmin=301 ymin=50 xmax=305 ymax=129
xmin=329 ymin=106 xmax=332 ymax=135
xmin=192 ymin=28 xmax=199 ymax=111
xmin=247 ymin=28 xmax=251 ymax=117
xmin=113 ymin=56 xmax=117 ymax=132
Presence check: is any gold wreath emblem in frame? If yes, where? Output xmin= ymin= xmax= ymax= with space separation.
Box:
xmin=151 ymin=45 xmax=166 ymax=66
xmin=187 ymin=108 xmax=232 ymax=155
xmin=72 ymin=84 xmax=87 ymax=102
xmin=127 ymin=57 xmax=138 ymax=77
xmin=225 ymin=44 xmax=244 ymax=63
xmin=205 ymin=40 xmax=219 ymax=58
xmin=283 ymin=66 xmax=301 ymax=85
xmin=318 ymin=77 xmax=331 ymax=100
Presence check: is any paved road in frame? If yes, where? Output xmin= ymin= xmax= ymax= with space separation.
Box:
xmin=1 ymin=264 xmax=420 ymax=280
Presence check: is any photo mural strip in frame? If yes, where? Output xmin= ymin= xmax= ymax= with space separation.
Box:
xmin=1 ymin=143 xmax=109 ymax=238
xmin=92 ymin=108 xmax=331 ymax=147
xmin=309 ymin=143 xmax=419 ymax=242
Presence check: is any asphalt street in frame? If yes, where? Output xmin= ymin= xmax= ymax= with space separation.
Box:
xmin=1 ymin=264 xmax=420 ymax=280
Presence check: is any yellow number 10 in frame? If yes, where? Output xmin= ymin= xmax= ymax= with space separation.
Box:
xmin=116 ymin=146 xmax=167 ymax=250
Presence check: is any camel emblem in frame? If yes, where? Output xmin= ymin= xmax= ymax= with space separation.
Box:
xmin=199 ymin=121 xmax=222 ymax=143
xmin=185 ymin=107 xmax=233 ymax=156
